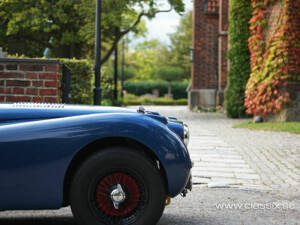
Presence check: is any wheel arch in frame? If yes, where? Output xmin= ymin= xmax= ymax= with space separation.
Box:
xmin=62 ymin=137 xmax=168 ymax=207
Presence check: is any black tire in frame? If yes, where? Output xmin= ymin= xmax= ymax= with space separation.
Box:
xmin=70 ymin=147 xmax=166 ymax=225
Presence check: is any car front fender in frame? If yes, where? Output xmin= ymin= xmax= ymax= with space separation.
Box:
xmin=0 ymin=113 xmax=191 ymax=210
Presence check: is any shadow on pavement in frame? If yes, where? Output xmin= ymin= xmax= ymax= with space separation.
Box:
xmin=158 ymin=213 xmax=215 ymax=225
xmin=0 ymin=214 xmax=213 ymax=225
xmin=0 ymin=216 xmax=77 ymax=225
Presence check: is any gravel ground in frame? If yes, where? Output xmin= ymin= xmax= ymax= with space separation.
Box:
xmin=159 ymin=187 xmax=300 ymax=225
xmin=1 ymin=187 xmax=299 ymax=225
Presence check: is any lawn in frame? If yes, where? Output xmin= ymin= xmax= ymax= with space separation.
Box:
xmin=233 ymin=121 xmax=300 ymax=134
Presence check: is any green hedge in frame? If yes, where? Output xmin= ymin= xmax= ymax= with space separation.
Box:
xmin=124 ymin=80 xmax=189 ymax=99
xmin=225 ymin=0 xmax=252 ymax=118
xmin=60 ymin=59 xmax=93 ymax=104
xmin=124 ymin=97 xmax=188 ymax=106
xmin=171 ymin=81 xmax=189 ymax=99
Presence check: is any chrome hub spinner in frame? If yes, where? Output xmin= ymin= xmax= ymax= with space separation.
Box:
xmin=110 ymin=184 xmax=126 ymax=209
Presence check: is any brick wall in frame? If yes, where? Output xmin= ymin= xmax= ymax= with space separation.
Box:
xmin=0 ymin=59 xmax=60 ymax=103
xmin=192 ymin=0 xmax=219 ymax=90
xmin=189 ymin=0 xmax=229 ymax=109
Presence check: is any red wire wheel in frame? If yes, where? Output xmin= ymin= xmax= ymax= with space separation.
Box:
xmin=70 ymin=148 xmax=166 ymax=225
xmin=95 ymin=172 xmax=141 ymax=217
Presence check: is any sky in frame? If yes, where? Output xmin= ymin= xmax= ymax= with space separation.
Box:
xmin=140 ymin=0 xmax=193 ymax=44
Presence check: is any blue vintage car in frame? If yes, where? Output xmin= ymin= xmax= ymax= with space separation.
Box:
xmin=0 ymin=103 xmax=192 ymax=225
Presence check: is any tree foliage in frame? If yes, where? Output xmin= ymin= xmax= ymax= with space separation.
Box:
xmin=225 ymin=0 xmax=252 ymax=118
xmin=124 ymin=10 xmax=192 ymax=82
xmin=0 ymin=0 xmax=185 ymax=63
xmin=126 ymin=39 xmax=163 ymax=80
xmin=167 ymin=10 xmax=192 ymax=77
xmin=157 ymin=66 xmax=185 ymax=81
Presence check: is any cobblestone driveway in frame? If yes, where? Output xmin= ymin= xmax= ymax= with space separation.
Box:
xmin=141 ymin=106 xmax=300 ymax=192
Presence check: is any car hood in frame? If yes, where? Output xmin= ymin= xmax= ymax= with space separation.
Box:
xmin=0 ymin=103 xmax=137 ymax=121
xmin=0 ymin=103 xmax=186 ymax=145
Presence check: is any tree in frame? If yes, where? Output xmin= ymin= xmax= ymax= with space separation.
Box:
xmin=0 ymin=0 xmax=185 ymax=63
xmin=126 ymin=39 xmax=163 ymax=80
xmin=123 ymin=10 xmax=192 ymax=82
xmin=166 ymin=10 xmax=192 ymax=78
xmin=157 ymin=66 xmax=185 ymax=81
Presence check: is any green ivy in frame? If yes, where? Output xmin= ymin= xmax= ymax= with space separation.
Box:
xmin=245 ymin=0 xmax=300 ymax=116
xmin=225 ymin=0 xmax=253 ymax=118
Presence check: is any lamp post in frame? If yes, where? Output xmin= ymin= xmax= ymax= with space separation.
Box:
xmin=94 ymin=0 xmax=102 ymax=105
xmin=113 ymin=38 xmax=118 ymax=101
xmin=121 ymin=38 xmax=125 ymax=97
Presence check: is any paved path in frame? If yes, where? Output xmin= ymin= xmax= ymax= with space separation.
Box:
xmin=189 ymin=128 xmax=262 ymax=189
xmin=140 ymin=106 xmax=300 ymax=192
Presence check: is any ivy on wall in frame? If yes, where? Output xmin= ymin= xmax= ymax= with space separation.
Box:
xmin=245 ymin=0 xmax=300 ymax=116
xmin=225 ymin=0 xmax=252 ymax=118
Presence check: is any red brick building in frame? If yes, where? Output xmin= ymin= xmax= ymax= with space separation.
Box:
xmin=189 ymin=0 xmax=229 ymax=109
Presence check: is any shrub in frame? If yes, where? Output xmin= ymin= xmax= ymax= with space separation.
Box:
xmin=123 ymin=94 xmax=188 ymax=106
xmin=225 ymin=0 xmax=252 ymax=118
xmin=171 ymin=81 xmax=189 ymax=99
xmin=175 ymin=98 xmax=188 ymax=105
xmin=60 ymin=59 xmax=93 ymax=104
xmin=124 ymin=80 xmax=168 ymax=96
xmin=124 ymin=80 xmax=189 ymax=99
xmin=60 ymin=58 xmax=115 ymax=105
xmin=152 ymin=98 xmax=187 ymax=105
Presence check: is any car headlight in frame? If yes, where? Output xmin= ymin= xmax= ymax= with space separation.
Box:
xmin=166 ymin=117 xmax=190 ymax=147
xmin=183 ymin=124 xmax=189 ymax=147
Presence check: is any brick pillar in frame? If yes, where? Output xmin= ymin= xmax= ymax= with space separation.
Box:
xmin=217 ymin=0 xmax=229 ymax=105
xmin=189 ymin=0 xmax=219 ymax=109
xmin=0 ymin=58 xmax=60 ymax=103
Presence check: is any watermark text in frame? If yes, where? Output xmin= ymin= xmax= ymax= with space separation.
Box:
xmin=215 ymin=202 xmax=295 ymax=210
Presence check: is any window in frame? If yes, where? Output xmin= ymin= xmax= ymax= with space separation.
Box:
xmin=204 ymin=0 xmax=219 ymax=15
